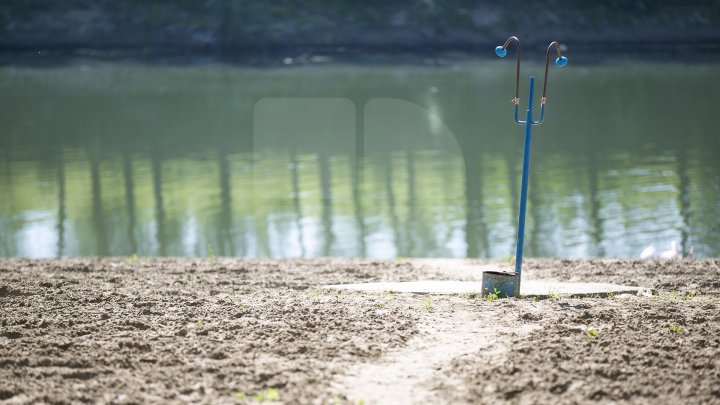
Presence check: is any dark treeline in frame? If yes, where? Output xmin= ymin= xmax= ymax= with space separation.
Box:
xmin=1 ymin=0 xmax=720 ymax=51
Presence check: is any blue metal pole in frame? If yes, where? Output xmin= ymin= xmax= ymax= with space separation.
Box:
xmin=515 ymin=76 xmax=535 ymax=279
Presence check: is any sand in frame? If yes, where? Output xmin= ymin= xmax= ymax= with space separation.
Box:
xmin=1 ymin=258 xmax=719 ymax=404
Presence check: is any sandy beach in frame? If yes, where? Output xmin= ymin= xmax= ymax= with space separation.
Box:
xmin=1 ymin=258 xmax=719 ymax=404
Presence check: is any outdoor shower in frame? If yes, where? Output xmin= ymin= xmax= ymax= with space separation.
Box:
xmin=482 ymin=36 xmax=568 ymax=298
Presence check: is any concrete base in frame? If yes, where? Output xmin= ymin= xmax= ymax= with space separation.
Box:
xmin=481 ymin=271 xmax=519 ymax=298
xmin=324 ymin=280 xmax=653 ymax=298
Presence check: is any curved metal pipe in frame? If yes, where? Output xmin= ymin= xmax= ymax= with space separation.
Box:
xmin=541 ymin=41 xmax=565 ymax=104
xmin=499 ymin=36 xmax=521 ymax=105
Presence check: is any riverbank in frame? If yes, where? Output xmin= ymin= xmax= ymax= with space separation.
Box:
xmin=1 ymin=258 xmax=719 ymax=403
xmin=4 ymin=40 xmax=720 ymax=69
xmin=2 ymin=1 xmax=720 ymax=52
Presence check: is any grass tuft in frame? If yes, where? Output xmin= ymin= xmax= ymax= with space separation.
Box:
xmin=547 ymin=291 xmax=561 ymax=300
xmin=127 ymin=253 xmax=138 ymax=263
xmin=669 ymin=323 xmax=685 ymax=333
xmin=420 ymin=296 xmax=434 ymax=311
xmin=377 ymin=290 xmax=395 ymax=308
xmin=254 ymin=388 xmax=280 ymax=402
xmin=585 ymin=323 xmax=598 ymax=339
xmin=207 ymin=243 xmax=217 ymax=262
xmin=485 ymin=287 xmax=501 ymax=301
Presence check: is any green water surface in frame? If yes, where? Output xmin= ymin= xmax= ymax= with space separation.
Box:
xmin=0 ymin=58 xmax=718 ymax=258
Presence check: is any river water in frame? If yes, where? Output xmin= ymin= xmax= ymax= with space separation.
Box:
xmin=0 ymin=57 xmax=718 ymax=258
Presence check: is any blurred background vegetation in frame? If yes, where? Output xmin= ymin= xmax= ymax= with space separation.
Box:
xmin=2 ymin=0 xmax=720 ymax=51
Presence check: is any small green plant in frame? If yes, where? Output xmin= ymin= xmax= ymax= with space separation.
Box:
xmin=684 ymin=291 xmax=699 ymax=302
xmin=485 ymin=287 xmax=501 ymax=301
xmin=377 ymin=290 xmax=395 ymax=308
xmin=548 ymin=291 xmax=561 ymax=300
xmin=669 ymin=323 xmax=684 ymax=333
xmin=420 ymin=296 xmax=434 ymax=311
xmin=607 ymin=291 xmax=616 ymax=298
xmin=396 ymin=256 xmax=405 ymax=265
xmin=306 ymin=289 xmax=322 ymax=301
xmin=585 ymin=324 xmax=598 ymax=339
xmin=207 ymin=243 xmax=217 ymax=261
xmin=196 ymin=319 xmax=204 ymax=326
xmin=233 ymin=391 xmax=246 ymax=399
xmin=357 ymin=400 xmax=366 ymax=405
xmin=254 ymin=388 xmax=280 ymax=402
xmin=127 ymin=253 xmax=138 ymax=263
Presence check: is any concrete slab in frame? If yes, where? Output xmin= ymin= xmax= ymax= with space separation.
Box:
xmin=324 ymin=280 xmax=653 ymax=298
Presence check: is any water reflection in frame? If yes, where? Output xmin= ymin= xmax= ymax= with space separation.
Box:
xmin=676 ymin=147 xmax=691 ymax=257
xmin=55 ymin=152 xmax=66 ymax=257
xmin=350 ymin=154 xmax=366 ymax=257
xmin=217 ymin=149 xmax=235 ymax=256
xmin=289 ymin=147 xmax=305 ymax=257
xmin=151 ymin=147 xmax=167 ymax=256
xmin=464 ymin=149 xmax=488 ymax=258
xmin=122 ymin=151 xmax=137 ymax=255
xmin=315 ymin=154 xmax=330 ymax=256
xmin=0 ymin=60 xmax=718 ymax=258
xmin=89 ymin=145 xmax=108 ymax=256
xmin=587 ymin=152 xmax=604 ymax=257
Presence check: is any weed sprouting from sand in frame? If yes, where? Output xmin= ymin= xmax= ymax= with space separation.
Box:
xmin=127 ymin=253 xmax=138 ymax=264
xmin=585 ymin=324 xmax=598 ymax=339
xmin=669 ymin=323 xmax=685 ymax=333
xmin=207 ymin=243 xmax=217 ymax=262
xmin=485 ymin=287 xmax=501 ymax=301
xmin=233 ymin=391 xmax=246 ymax=399
xmin=607 ymin=291 xmax=616 ymax=298
xmin=548 ymin=291 xmax=561 ymax=300
xmin=306 ymin=289 xmax=323 ymax=302
xmin=396 ymin=256 xmax=405 ymax=265
xmin=377 ymin=290 xmax=395 ymax=308
xmin=663 ymin=289 xmax=699 ymax=303
xmin=420 ymin=296 xmax=434 ymax=311
xmin=254 ymin=388 xmax=280 ymax=402
xmin=684 ymin=291 xmax=699 ymax=302
xmin=196 ymin=319 xmax=204 ymax=326
xmin=357 ymin=399 xmax=366 ymax=405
